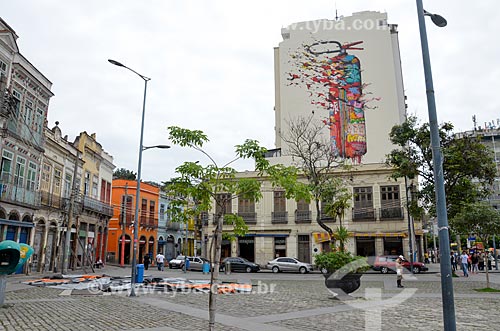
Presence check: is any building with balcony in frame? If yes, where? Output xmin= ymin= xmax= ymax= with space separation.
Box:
xmin=108 ymin=179 xmax=159 ymax=265
xmin=456 ymin=125 xmax=500 ymax=209
xmin=0 ymin=18 xmax=54 ymax=265
xmin=201 ymin=11 xmax=423 ymax=265
xmin=67 ymin=131 xmax=114 ymax=269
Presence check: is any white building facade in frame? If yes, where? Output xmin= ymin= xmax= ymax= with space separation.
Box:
xmin=202 ymin=11 xmax=423 ymax=266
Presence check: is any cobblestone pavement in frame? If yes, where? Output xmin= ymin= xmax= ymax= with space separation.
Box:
xmin=2 ymin=265 xmax=500 ymax=330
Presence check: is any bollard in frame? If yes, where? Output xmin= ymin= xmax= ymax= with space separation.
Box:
xmin=225 ymin=261 xmax=231 ymax=275
xmin=202 ymin=262 xmax=210 ymax=274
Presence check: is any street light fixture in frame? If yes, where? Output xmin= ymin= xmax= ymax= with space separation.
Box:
xmin=415 ymin=2 xmax=456 ymax=330
xmin=143 ymin=145 xmax=170 ymax=151
xmin=108 ymin=58 xmax=150 ymax=297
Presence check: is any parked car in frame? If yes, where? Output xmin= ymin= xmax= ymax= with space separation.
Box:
xmin=266 ymin=257 xmax=313 ymax=274
xmin=372 ymin=255 xmax=428 ymax=274
xmin=168 ymin=255 xmax=187 ymax=269
xmin=187 ymin=256 xmax=212 ymax=271
xmin=220 ymin=257 xmax=260 ymax=273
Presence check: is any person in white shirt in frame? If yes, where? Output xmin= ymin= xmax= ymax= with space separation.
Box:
xmin=156 ymin=252 xmax=165 ymax=271
xmin=460 ymin=252 xmax=469 ymax=277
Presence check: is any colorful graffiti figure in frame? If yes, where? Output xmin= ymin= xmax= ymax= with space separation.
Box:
xmin=289 ymin=40 xmax=368 ymax=163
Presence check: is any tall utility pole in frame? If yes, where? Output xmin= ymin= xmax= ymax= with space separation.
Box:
xmin=63 ymin=151 xmax=80 ymax=274
xmin=120 ymin=183 xmax=128 ymax=267
xmin=415 ymin=2 xmax=456 ymax=329
xmin=405 ymin=177 xmax=415 ymax=273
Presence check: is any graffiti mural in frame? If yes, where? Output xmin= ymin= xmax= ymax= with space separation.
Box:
xmin=287 ymin=40 xmax=379 ymax=163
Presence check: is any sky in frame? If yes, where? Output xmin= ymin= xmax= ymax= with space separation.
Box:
xmin=2 ymin=1 xmax=499 ymax=183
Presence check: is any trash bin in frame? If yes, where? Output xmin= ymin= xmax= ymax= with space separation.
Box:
xmin=225 ymin=261 xmax=231 ymax=275
xmin=136 ymin=264 xmax=144 ymax=283
xmin=202 ymin=262 xmax=210 ymax=274
xmin=185 ymin=258 xmax=190 ymax=271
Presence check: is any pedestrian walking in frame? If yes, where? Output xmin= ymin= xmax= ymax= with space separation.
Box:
xmin=156 ymin=252 xmax=165 ymax=271
xmin=450 ymin=252 xmax=456 ymax=272
xmin=460 ymin=251 xmax=469 ymax=277
xmin=396 ymin=255 xmax=404 ymax=288
xmin=471 ymin=253 xmax=479 ymax=274
xmin=143 ymin=254 xmax=151 ymax=270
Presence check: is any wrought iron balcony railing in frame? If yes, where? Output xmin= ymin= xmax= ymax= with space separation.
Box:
xmin=78 ymin=195 xmax=113 ymax=217
xmin=0 ymin=177 xmax=40 ymax=208
xmin=379 ymin=206 xmax=404 ymax=220
xmin=272 ymin=211 xmax=288 ymax=224
xmin=352 ymin=207 xmax=376 ymax=221
xmin=295 ymin=210 xmax=312 ymax=223
xmin=238 ymin=212 xmax=257 ymax=224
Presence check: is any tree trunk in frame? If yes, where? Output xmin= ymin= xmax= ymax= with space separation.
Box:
xmin=315 ymin=199 xmax=334 ymax=244
xmin=208 ymin=215 xmax=223 ymax=330
xmin=485 ymin=255 xmax=490 ymax=288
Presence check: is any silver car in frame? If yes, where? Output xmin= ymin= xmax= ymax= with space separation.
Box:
xmin=267 ymin=257 xmax=313 ymax=274
xmin=187 ymin=256 xmax=212 ymax=271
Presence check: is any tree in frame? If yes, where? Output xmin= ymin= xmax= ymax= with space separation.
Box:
xmin=164 ymin=126 xmax=301 ymax=330
xmin=281 ymin=116 xmax=349 ymax=242
xmin=113 ymin=168 xmax=136 ymax=180
xmin=452 ymin=202 xmax=500 ymax=287
xmin=386 ymin=115 xmax=497 ymax=219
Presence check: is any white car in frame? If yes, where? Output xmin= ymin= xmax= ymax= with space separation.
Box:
xmin=266 ymin=257 xmax=313 ymax=274
xmin=168 ymin=255 xmax=187 ymax=269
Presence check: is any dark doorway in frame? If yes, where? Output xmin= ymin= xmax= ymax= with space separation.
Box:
xmin=118 ymin=235 xmax=131 ymax=264
xmin=166 ymin=236 xmax=175 ymax=261
xmin=221 ymin=239 xmax=231 ymax=260
xmin=238 ymin=237 xmax=255 ymax=262
xmin=297 ymin=234 xmax=311 ymax=263
xmin=356 ymin=237 xmax=376 ymax=257
xmin=384 ymin=237 xmax=403 ymax=256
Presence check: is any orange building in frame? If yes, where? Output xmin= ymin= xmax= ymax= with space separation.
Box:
xmin=107 ymin=179 xmax=160 ymax=265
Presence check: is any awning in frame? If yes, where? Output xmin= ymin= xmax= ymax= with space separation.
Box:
xmin=0 ymin=219 xmax=34 ymax=228
xmin=353 ymin=232 xmax=407 ymax=238
xmin=243 ymin=233 xmax=289 ymax=238
xmin=313 ymin=232 xmax=331 ymax=243
xmin=313 ymin=231 xmax=407 ymax=242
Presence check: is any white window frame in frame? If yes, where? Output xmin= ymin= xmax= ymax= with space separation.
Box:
xmin=92 ymin=174 xmax=98 ymax=199
xmin=1 ymin=150 xmax=13 ymax=182
xmin=14 ymin=156 xmax=26 ymax=187
xmin=26 ymin=162 xmax=37 ymax=191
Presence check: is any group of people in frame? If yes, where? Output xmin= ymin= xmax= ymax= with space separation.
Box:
xmin=423 ymin=250 xmax=438 ymax=264
xmin=451 ymin=250 xmax=495 ymax=277
xmin=141 ymin=252 xmax=166 ymax=271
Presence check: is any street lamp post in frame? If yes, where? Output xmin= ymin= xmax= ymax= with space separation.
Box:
xmin=108 ymin=59 xmax=151 ymax=297
xmin=415 ymin=2 xmax=456 ymax=330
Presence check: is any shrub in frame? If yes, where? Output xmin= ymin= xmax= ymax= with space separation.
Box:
xmin=315 ymin=250 xmax=370 ymax=276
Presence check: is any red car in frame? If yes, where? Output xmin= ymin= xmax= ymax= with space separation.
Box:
xmin=372 ymin=255 xmax=428 ymax=274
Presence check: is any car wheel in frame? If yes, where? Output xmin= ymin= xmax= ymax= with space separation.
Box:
xmin=169 ymin=265 xmax=172 ymax=269
xmin=412 ymin=266 xmax=421 ymax=274
xmin=299 ymin=267 xmax=307 ymax=274
xmin=272 ymin=266 xmax=279 ymax=273
xmin=381 ymin=267 xmax=389 ymax=274
xmin=246 ymin=266 xmax=252 ymax=273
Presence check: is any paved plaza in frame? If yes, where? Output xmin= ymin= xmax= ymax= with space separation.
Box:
xmin=2 ymin=264 xmax=500 ymax=330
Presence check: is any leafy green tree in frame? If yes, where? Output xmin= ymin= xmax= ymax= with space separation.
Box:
xmin=386 ymin=115 xmax=497 ymax=219
xmin=113 ymin=168 xmax=136 ymax=180
xmin=164 ymin=126 xmax=303 ymax=330
xmin=452 ymin=202 xmax=500 ymax=287
xmin=321 ymin=178 xmax=352 ymax=228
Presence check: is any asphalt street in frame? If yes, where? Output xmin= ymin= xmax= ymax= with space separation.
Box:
xmin=2 ymin=263 xmax=500 ymax=330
